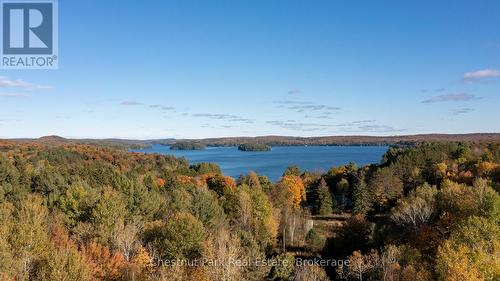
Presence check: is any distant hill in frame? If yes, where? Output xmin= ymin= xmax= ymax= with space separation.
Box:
xmin=8 ymin=136 xmax=157 ymax=149
xmin=38 ymin=135 xmax=67 ymax=142
xmin=180 ymin=133 xmax=500 ymax=147
xmin=170 ymin=142 xmax=206 ymax=150
xmin=3 ymin=133 xmax=500 ymax=148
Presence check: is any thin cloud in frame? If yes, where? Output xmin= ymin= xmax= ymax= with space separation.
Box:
xmin=352 ymin=119 xmax=376 ymax=124
xmin=336 ymin=120 xmax=376 ymax=127
xmin=121 ymin=101 xmax=143 ymax=106
xmin=463 ymin=69 xmax=500 ymax=81
xmin=338 ymin=124 xmax=405 ymax=133
xmin=266 ymin=119 xmax=404 ymax=133
xmin=288 ymin=105 xmax=341 ymax=111
xmin=357 ymin=125 xmax=406 ymax=133
xmin=276 ymin=100 xmax=341 ymax=113
xmin=192 ymin=113 xmax=253 ymax=123
xmin=0 ymin=93 xmax=29 ymax=97
xmin=452 ymin=108 xmax=473 ymax=115
xmin=422 ymin=93 xmax=477 ymax=103
xmin=274 ymin=100 xmax=341 ymax=111
xmin=273 ymin=100 xmax=312 ymax=105
xmin=0 ymin=76 xmax=51 ymax=90
xmin=227 ymin=118 xmax=253 ymax=123
xmin=288 ymin=89 xmax=301 ymax=96
xmin=334 ymin=120 xmax=405 ymax=133
xmin=266 ymin=120 xmax=331 ymax=131
xmin=192 ymin=113 xmax=238 ymax=119
xmin=150 ymin=104 xmax=175 ymax=110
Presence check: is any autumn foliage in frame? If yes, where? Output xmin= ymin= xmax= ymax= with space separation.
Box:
xmin=280 ymin=175 xmax=306 ymax=208
xmin=0 ymin=140 xmax=499 ymax=280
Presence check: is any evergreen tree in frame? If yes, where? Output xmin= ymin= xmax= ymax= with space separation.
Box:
xmin=283 ymin=165 xmax=301 ymax=177
xmin=315 ymin=178 xmax=334 ymax=215
xmin=353 ymin=173 xmax=373 ymax=215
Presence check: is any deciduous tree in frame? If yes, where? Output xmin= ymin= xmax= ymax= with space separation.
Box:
xmin=280 ymin=175 xmax=305 ymax=209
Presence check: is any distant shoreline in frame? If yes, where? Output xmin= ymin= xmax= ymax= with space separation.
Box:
xmin=2 ymin=133 xmax=500 ymax=149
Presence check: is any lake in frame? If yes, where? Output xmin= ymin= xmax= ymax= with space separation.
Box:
xmin=132 ymin=144 xmax=389 ymax=181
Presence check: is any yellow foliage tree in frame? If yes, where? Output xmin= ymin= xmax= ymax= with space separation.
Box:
xmin=132 ymin=246 xmax=153 ymax=273
xmin=436 ymin=216 xmax=500 ymax=281
xmin=476 ymin=161 xmax=499 ymax=177
xmin=280 ymin=175 xmax=306 ymax=208
xmin=435 ymin=162 xmax=448 ymax=179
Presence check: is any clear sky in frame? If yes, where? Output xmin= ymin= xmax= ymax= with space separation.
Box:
xmin=1 ymin=0 xmax=500 ymax=139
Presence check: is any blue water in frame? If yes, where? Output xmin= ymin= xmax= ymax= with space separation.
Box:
xmin=132 ymin=144 xmax=388 ymax=181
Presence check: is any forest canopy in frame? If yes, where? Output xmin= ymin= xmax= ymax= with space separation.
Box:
xmin=0 ymin=139 xmax=498 ymax=280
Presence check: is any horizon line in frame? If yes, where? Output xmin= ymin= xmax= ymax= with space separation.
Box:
xmin=2 ymin=132 xmax=500 ymax=141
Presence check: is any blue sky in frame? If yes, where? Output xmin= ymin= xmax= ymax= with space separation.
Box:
xmin=1 ymin=0 xmax=500 ymax=139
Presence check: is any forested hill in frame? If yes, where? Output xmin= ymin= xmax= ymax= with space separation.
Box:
xmin=188 ymin=133 xmax=500 ymax=146
xmin=4 ymin=133 xmax=500 ymax=148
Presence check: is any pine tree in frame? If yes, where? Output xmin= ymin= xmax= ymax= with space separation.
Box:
xmin=315 ymin=178 xmax=334 ymax=215
xmin=353 ymin=173 xmax=373 ymax=215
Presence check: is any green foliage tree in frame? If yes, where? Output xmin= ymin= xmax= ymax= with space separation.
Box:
xmin=9 ymin=195 xmax=50 ymax=279
xmin=283 ymin=165 xmax=301 ymax=177
xmin=247 ymin=185 xmax=278 ymax=251
xmin=31 ymin=160 xmax=67 ymax=208
xmin=147 ymin=212 xmax=205 ymax=260
xmin=305 ymin=228 xmax=325 ymax=252
xmin=269 ymin=253 xmax=295 ymax=281
xmin=57 ymin=181 xmax=94 ymax=228
xmin=237 ymin=171 xmax=262 ymax=190
xmin=189 ymin=187 xmax=226 ymax=230
xmin=90 ymin=188 xmax=127 ymax=245
xmin=314 ymin=178 xmax=334 ymax=215
xmin=353 ymin=173 xmax=372 ymax=215
xmin=0 ymin=153 xmax=20 ymax=200
xmin=437 ymin=179 xmax=500 ymax=227
xmin=190 ymin=162 xmax=221 ymax=174
xmin=369 ymin=167 xmax=403 ymax=210
xmin=33 ymin=247 xmax=91 ymax=281
xmin=452 ymin=144 xmax=471 ymax=164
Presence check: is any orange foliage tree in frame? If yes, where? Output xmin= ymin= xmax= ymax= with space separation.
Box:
xmin=83 ymin=242 xmax=126 ymax=281
xmin=280 ymin=175 xmax=306 ymax=208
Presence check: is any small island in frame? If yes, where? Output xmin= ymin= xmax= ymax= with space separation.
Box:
xmin=169 ymin=142 xmax=206 ymax=150
xmin=238 ymin=143 xmax=271 ymax=151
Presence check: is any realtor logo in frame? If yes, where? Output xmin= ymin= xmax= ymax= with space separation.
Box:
xmin=1 ymin=0 xmax=58 ymax=69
